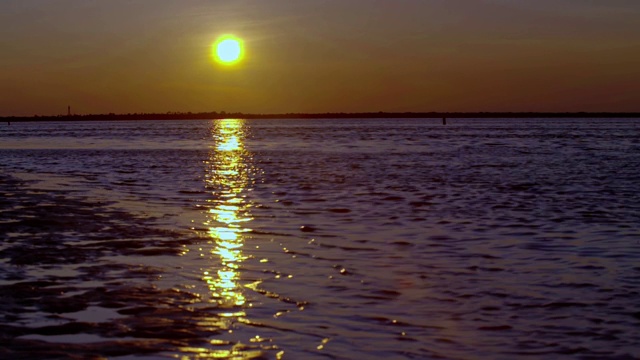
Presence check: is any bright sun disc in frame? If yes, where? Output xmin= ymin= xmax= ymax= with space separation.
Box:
xmin=214 ymin=36 xmax=243 ymax=65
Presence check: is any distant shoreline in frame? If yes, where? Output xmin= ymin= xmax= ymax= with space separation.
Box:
xmin=2 ymin=111 xmax=640 ymax=122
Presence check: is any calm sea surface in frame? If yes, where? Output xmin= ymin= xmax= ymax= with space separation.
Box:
xmin=1 ymin=118 xmax=639 ymax=359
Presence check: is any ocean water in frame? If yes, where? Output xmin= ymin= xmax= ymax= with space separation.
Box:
xmin=0 ymin=118 xmax=639 ymax=359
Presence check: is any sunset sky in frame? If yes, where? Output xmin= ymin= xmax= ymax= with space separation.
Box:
xmin=1 ymin=0 xmax=639 ymax=116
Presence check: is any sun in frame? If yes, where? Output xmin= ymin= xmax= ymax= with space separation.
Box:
xmin=214 ymin=35 xmax=244 ymax=65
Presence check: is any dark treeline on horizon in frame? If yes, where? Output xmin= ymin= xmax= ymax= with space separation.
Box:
xmin=2 ymin=111 xmax=640 ymax=122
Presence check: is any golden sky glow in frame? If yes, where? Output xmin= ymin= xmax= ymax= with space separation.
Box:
xmin=0 ymin=1 xmax=639 ymax=115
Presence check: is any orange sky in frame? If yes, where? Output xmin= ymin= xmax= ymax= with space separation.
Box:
xmin=1 ymin=0 xmax=639 ymax=116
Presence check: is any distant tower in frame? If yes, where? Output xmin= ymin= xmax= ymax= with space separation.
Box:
xmin=68 ymin=106 xmax=71 ymax=116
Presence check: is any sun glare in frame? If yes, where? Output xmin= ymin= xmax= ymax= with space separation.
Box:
xmin=214 ymin=35 xmax=243 ymax=65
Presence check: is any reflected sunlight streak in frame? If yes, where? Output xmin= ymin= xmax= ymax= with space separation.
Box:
xmin=183 ymin=119 xmax=273 ymax=360
xmin=204 ymin=119 xmax=252 ymax=310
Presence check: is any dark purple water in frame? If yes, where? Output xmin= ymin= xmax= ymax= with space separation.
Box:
xmin=1 ymin=118 xmax=639 ymax=359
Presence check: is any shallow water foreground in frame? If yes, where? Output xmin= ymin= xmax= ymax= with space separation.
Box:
xmin=1 ymin=118 xmax=640 ymax=359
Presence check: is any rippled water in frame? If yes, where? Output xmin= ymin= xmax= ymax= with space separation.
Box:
xmin=1 ymin=118 xmax=639 ymax=359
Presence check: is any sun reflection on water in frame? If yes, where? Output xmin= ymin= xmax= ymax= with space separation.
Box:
xmin=204 ymin=119 xmax=252 ymax=310
xmin=181 ymin=120 xmax=279 ymax=359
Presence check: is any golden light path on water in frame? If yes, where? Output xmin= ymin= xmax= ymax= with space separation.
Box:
xmin=179 ymin=119 xmax=276 ymax=359
xmin=205 ymin=119 xmax=250 ymax=312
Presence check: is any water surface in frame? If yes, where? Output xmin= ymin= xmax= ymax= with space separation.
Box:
xmin=1 ymin=118 xmax=639 ymax=359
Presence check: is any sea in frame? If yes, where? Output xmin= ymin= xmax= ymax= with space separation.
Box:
xmin=0 ymin=118 xmax=639 ymax=359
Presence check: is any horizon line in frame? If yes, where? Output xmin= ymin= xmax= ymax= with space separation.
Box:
xmin=3 ymin=110 xmax=640 ymax=121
